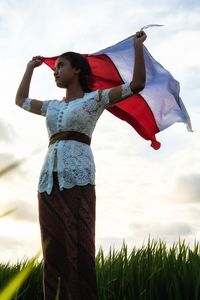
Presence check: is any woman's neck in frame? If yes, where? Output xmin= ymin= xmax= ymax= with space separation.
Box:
xmin=65 ymin=83 xmax=84 ymax=102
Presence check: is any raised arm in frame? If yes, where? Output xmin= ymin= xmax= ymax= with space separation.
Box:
xmin=15 ymin=56 xmax=46 ymax=115
xmin=130 ymin=30 xmax=146 ymax=93
xmin=100 ymin=30 xmax=147 ymax=107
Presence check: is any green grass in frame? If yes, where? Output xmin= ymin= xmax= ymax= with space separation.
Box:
xmin=0 ymin=256 xmax=43 ymax=300
xmin=0 ymin=237 xmax=200 ymax=300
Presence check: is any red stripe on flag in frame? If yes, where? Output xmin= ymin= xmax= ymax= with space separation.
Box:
xmin=107 ymin=94 xmax=160 ymax=149
xmin=42 ymin=56 xmax=58 ymax=70
xmin=84 ymin=54 xmax=123 ymax=89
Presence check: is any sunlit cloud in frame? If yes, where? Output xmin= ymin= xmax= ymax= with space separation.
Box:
xmin=174 ymin=173 xmax=200 ymax=203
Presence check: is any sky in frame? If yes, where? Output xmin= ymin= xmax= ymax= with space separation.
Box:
xmin=0 ymin=0 xmax=200 ymax=264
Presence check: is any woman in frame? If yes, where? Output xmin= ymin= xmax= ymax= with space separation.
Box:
xmin=15 ymin=30 xmax=147 ymax=300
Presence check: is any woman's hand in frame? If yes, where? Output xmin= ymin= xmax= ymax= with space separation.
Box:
xmin=134 ymin=30 xmax=147 ymax=46
xmin=27 ymin=55 xmax=43 ymax=69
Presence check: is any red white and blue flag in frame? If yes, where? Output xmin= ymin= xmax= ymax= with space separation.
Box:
xmin=41 ymin=30 xmax=192 ymax=150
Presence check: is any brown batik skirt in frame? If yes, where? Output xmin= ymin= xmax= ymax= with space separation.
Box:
xmin=37 ymin=172 xmax=99 ymax=300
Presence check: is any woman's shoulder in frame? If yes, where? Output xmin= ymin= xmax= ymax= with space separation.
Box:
xmin=84 ymin=90 xmax=99 ymax=100
xmin=48 ymin=99 xmax=64 ymax=105
xmin=86 ymin=89 xmax=98 ymax=95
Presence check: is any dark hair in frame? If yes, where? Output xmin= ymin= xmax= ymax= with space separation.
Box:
xmin=59 ymin=51 xmax=92 ymax=92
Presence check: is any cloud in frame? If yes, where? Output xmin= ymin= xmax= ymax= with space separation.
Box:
xmin=0 ymin=117 xmax=21 ymax=170
xmin=6 ymin=200 xmax=38 ymax=223
xmin=182 ymin=66 xmax=200 ymax=89
xmin=129 ymin=220 xmax=193 ymax=238
xmin=174 ymin=173 xmax=200 ymax=202
xmin=175 ymin=0 xmax=200 ymax=9
xmin=0 ymin=118 xmax=17 ymax=143
xmin=0 ymin=235 xmax=20 ymax=246
xmin=0 ymin=227 xmax=42 ymax=264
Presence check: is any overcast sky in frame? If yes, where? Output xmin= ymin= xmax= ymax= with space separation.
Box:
xmin=0 ymin=0 xmax=200 ymax=263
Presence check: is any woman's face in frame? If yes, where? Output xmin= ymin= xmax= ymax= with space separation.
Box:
xmin=54 ymin=57 xmax=80 ymax=88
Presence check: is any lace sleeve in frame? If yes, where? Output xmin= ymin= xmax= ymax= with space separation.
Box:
xmin=99 ymin=82 xmax=134 ymax=109
xmin=121 ymin=82 xmax=134 ymax=98
xmin=41 ymin=100 xmax=52 ymax=116
xmin=99 ymin=89 xmax=114 ymax=109
xmin=21 ymin=97 xmax=52 ymax=116
xmin=21 ymin=97 xmax=32 ymax=111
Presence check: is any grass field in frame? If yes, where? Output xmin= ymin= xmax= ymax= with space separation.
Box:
xmin=0 ymin=237 xmax=200 ymax=300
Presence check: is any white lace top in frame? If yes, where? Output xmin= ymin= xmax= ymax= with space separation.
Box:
xmin=21 ymin=83 xmax=134 ymax=195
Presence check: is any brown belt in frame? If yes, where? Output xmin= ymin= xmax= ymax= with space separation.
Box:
xmin=48 ymin=131 xmax=91 ymax=147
